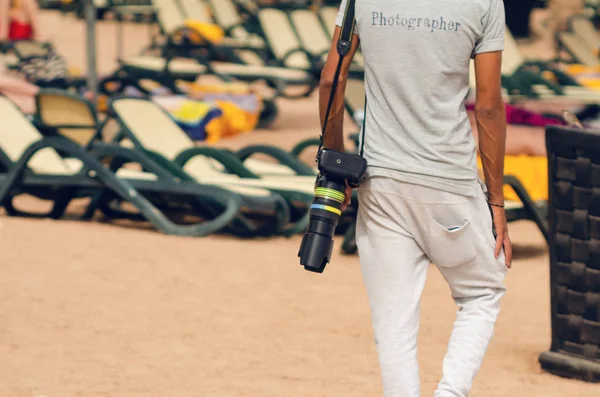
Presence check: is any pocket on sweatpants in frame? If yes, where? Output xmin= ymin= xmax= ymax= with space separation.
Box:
xmin=427 ymin=217 xmax=477 ymax=268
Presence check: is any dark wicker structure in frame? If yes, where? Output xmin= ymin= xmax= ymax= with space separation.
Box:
xmin=539 ymin=125 xmax=600 ymax=383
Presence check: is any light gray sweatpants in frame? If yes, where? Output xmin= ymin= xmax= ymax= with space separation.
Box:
xmin=355 ymin=176 xmax=508 ymax=397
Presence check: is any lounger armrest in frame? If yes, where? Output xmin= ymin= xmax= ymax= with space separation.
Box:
xmin=290 ymin=138 xmax=321 ymax=158
xmin=87 ymin=142 xmax=175 ymax=180
xmin=236 ymin=145 xmax=315 ymax=176
xmin=142 ymin=149 xmax=197 ymax=181
xmin=173 ymin=147 xmax=260 ymax=179
xmin=8 ymin=136 xmax=113 ymax=181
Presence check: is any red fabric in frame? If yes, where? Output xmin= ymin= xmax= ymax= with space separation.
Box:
xmin=8 ymin=19 xmax=33 ymax=41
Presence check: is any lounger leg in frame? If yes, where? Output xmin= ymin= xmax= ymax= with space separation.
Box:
xmin=504 ymin=175 xmax=550 ymax=244
xmin=277 ymin=193 xmax=311 ymax=237
xmin=49 ymin=188 xmax=77 ymax=219
xmin=81 ymin=189 xmax=106 ymax=220
xmin=257 ymin=99 xmax=279 ymax=129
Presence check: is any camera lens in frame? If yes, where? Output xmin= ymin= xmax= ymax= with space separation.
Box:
xmin=298 ymin=175 xmax=346 ymax=273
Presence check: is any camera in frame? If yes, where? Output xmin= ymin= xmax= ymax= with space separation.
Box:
xmin=298 ymin=148 xmax=367 ymax=273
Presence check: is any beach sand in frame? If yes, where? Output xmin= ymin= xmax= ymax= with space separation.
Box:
xmin=1 ymin=9 xmax=598 ymax=397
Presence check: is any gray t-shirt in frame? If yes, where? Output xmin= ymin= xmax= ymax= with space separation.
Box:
xmin=335 ymin=0 xmax=505 ymax=197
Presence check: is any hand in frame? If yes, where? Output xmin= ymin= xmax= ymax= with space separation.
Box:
xmin=342 ymin=181 xmax=353 ymax=211
xmin=491 ymin=205 xmax=512 ymax=268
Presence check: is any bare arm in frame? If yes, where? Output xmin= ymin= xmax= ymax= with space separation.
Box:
xmin=319 ymin=25 xmax=360 ymax=153
xmin=0 ymin=0 xmax=9 ymax=41
xmin=474 ymin=51 xmax=506 ymax=206
xmin=474 ymin=50 xmax=512 ymax=267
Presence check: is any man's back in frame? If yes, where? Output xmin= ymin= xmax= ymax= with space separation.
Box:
xmin=338 ymin=0 xmax=505 ymax=196
xmin=317 ymin=2 xmax=510 ymax=395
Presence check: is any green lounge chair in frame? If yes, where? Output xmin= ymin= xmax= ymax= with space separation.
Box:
xmin=0 ymin=94 xmax=251 ymax=237
xmin=492 ymin=27 xmax=600 ymax=102
xmin=167 ymin=0 xmax=267 ymax=64
xmin=102 ymin=0 xmax=318 ymax=127
xmin=102 ymin=54 xmax=315 ymax=128
xmin=105 ymin=95 xmax=319 ymax=236
xmin=32 ymin=89 xmax=292 ymax=237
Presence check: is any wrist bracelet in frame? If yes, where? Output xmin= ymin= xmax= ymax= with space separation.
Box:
xmin=488 ymin=201 xmax=505 ymax=208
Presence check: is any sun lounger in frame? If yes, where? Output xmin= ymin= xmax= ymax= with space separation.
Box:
xmin=0 ymin=94 xmax=254 ymax=237
xmin=254 ymin=7 xmax=322 ymax=73
xmin=114 ymin=53 xmax=316 ymax=97
xmin=464 ymin=28 xmax=600 ymax=103
xmin=504 ymin=27 xmax=600 ymax=102
xmin=101 ymin=2 xmax=318 ymax=125
xmin=29 ymin=90 xmax=291 ymax=237
xmin=149 ymin=0 xmax=266 ymax=64
xmin=103 ymin=96 xmax=322 ymax=235
xmin=101 ymin=53 xmax=317 ymax=128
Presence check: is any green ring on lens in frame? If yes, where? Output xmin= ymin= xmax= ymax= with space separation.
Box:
xmin=315 ymin=187 xmax=345 ymax=202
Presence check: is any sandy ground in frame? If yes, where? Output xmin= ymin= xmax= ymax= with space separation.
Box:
xmin=1 ymin=8 xmax=600 ymax=397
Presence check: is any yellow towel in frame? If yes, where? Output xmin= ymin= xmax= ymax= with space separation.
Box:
xmin=182 ymin=20 xmax=225 ymax=44
xmin=477 ymin=155 xmax=548 ymax=202
xmin=186 ymin=82 xmax=262 ymax=136
xmin=205 ymin=100 xmax=256 ymax=142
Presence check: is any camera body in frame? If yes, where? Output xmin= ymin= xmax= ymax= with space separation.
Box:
xmin=298 ymin=149 xmax=367 ymax=273
xmin=317 ymin=148 xmax=367 ymax=188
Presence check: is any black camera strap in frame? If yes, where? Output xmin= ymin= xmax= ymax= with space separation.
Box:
xmin=317 ymin=0 xmax=361 ymax=160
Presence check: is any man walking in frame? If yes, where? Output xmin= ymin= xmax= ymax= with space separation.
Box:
xmin=319 ymin=0 xmax=512 ymax=396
